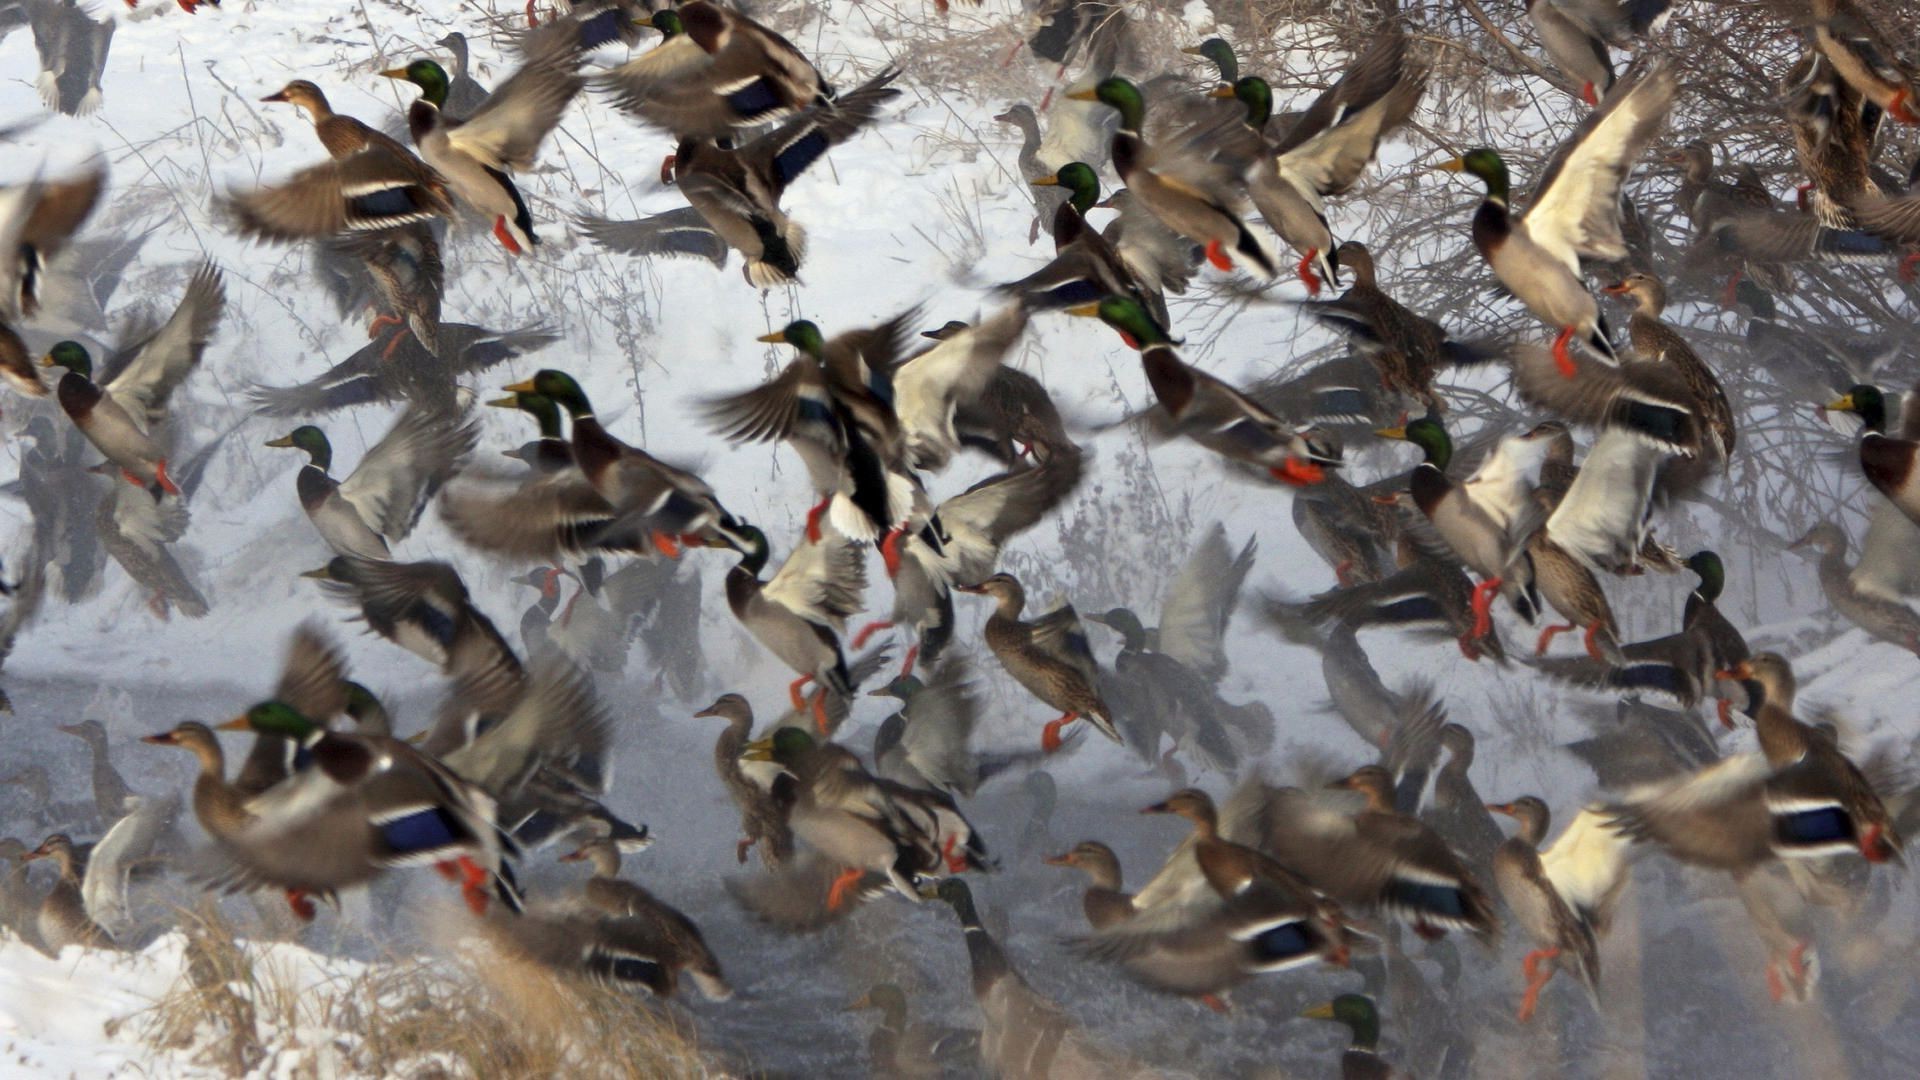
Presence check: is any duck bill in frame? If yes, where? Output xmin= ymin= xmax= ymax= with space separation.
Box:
xmin=1372 ymin=426 xmax=1408 ymax=440
xmin=501 ymin=378 xmax=537 ymax=394
xmin=298 ymin=566 xmax=333 ymax=580
xmin=1062 ymin=302 xmax=1102 ymax=319
xmin=557 ymin=848 xmax=587 ymax=863
xmin=1715 ymin=662 xmax=1754 ymax=681
xmin=36 ymin=353 xmax=57 ymax=368
xmin=1301 ymin=1001 xmax=1336 ymax=1020
xmin=1600 ymin=281 xmax=1631 ymax=295
xmin=377 ymin=68 xmax=410 ymax=80
xmin=741 ymin=736 xmax=775 ymax=762
xmin=214 ymin=715 xmax=252 ymax=732
xmin=1042 ymin=852 xmax=1075 ymax=866
xmin=1029 ymin=176 xmax=1059 ymax=188
xmin=753 ymin=331 xmax=786 ymax=344
xmin=1435 ymin=157 xmax=1467 ymax=173
xmin=845 ymin=992 xmax=873 ymax=1011
xmin=485 ymin=394 xmax=520 ymax=409
xmin=1139 ymin=801 xmax=1172 ymax=815
xmin=1064 ymin=88 xmax=1099 ymax=102
xmin=1207 ymin=86 xmax=1236 ymax=99
xmin=692 ymin=706 xmax=720 ymax=718
xmin=55 ymin=723 xmax=84 ymax=737
xmin=1824 ymin=394 xmax=1857 ymax=412
xmin=953 ymin=582 xmax=988 ymax=594
xmin=141 ymin=731 xmax=177 ymax=746
xmin=260 ymin=90 xmax=289 ymax=103
xmin=1485 ymin=802 xmax=1515 ymax=816
xmin=264 ymin=435 xmax=296 ymax=448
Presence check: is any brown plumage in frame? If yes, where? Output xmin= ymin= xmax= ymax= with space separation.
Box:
xmin=693 ymin=694 xmax=794 ymax=866
xmin=957 ymin=573 xmax=1118 ymax=752
xmin=1044 ymin=840 xmax=1135 ymax=929
xmin=560 ymin=837 xmax=729 ymax=1000
xmin=21 ymin=834 xmax=112 ymax=952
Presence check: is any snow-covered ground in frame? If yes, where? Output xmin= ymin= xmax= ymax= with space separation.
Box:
xmin=1 ymin=0 xmax=1918 ymax=1077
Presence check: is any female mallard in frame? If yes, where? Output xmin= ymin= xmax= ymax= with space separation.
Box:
xmin=1606 ymin=653 xmax=1903 ymax=868
xmin=0 ymin=166 xmax=104 ymax=330
xmin=558 ymin=835 xmax=730 ymax=999
xmin=21 ymin=834 xmax=112 ymax=952
xmin=1214 ymin=31 xmax=1426 ymax=294
xmin=725 ymin=524 xmax=866 ymax=732
xmin=42 ymin=262 xmax=225 ymax=499
xmin=1524 ymin=0 xmax=1671 ymax=106
xmin=670 ymin=69 xmax=900 ymax=287
xmin=1789 ymin=522 xmax=1920 ymax=655
xmin=957 ymin=572 xmax=1119 ymax=752
xmin=225 ymin=144 xmax=452 ymax=243
xmin=1078 ymin=295 xmax=1338 ymax=485
xmin=1487 ymin=797 xmax=1631 ymax=1022
xmin=305 ymin=556 xmax=521 ymax=680
xmin=1067 ymin=77 xmax=1277 ymax=277
xmin=1812 ymin=0 xmax=1920 ymax=124
xmin=1044 ymin=840 xmax=1135 ymax=930
xmin=1073 ymin=789 xmax=1350 ymax=1003
xmin=1825 ymin=383 xmax=1920 ymax=527
xmin=1304 ymin=241 xmax=1482 ymax=411
xmin=1780 ymin=55 xmax=1878 ymax=229
xmin=1526 ymin=527 xmax=1622 ymax=662
xmin=1374 ymin=415 xmax=1540 ymax=644
xmin=692 ymin=694 xmax=794 ymax=866
xmin=597 ymin=2 xmax=829 ymax=140
xmin=892 ymin=304 xmax=1029 ymax=474
xmin=1603 ymin=272 xmax=1735 ymax=479
xmin=1439 ymin=62 xmax=1676 ymax=375
xmin=382 ymin=23 xmax=584 ymax=253
xmin=266 ymin=411 xmax=475 ymax=560
xmin=847 ymin=982 xmax=983 ymax=1079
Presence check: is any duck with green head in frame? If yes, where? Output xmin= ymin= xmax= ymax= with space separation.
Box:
xmin=1210 ymin=32 xmax=1425 ymax=297
xmin=1826 ymin=383 xmax=1920 ymax=527
xmin=1182 ymin=38 xmax=1239 ymax=88
xmin=212 ymin=694 xmax=520 ymax=920
xmin=490 ymin=390 xmax=573 ymax=474
xmin=381 ymin=24 xmax=584 ymax=255
xmin=1303 ymin=993 xmax=1399 ymax=1078
xmin=265 ymin=407 xmax=475 ymax=561
xmin=1066 ymin=77 xmax=1278 ymax=278
xmin=42 ymin=341 xmax=178 ymax=498
xmin=1073 ymin=295 xmax=1336 ymax=487
xmin=1436 ymin=64 xmax=1674 ymax=377
xmin=1005 ymin=162 xmax=1172 ymax=329
xmin=1678 ymin=549 xmax=1749 ymax=727
xmin=1375 ymin=415 xmax=1540 ymax=646
xmin=724 ymin=522 xmax=865 ymax=734
xmin=597 ymin=2 xmax=829 ymax=140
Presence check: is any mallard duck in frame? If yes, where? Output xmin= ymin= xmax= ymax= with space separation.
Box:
xmin=0 ymin=837 xmax=46 ymax=954
xmin=667 ymin=69 xmax=900 ymax=287
xmin=1302 ymin=993 xmax=1403 ymax=1080
xmin=860 ymin=449 xmax=1083 ymax=678
xmin=1605 ymin=653 xmax=1903 ymax=868
xmin=891 ymin=305 xmax=1029 ymax=473
xmin=1439 ymin=61 xmax=1677 ymax=375
xmin=575 ymin=206 xmax=728 ymax=269
xmin=953 ymin=363 xmax=1072 ymax=466
xmin=1524 ymin=0 xmax=1671 ymax=106
xmin=958 ymin=572 xmax=1119 ymax=752
xmin=1333 ymin=765 xmax=1499 ymax=939
xmin=1789 ymin=522 xmax=1920 ymax=655
xmin=224 ymin=145 xmax=452 ymax=243
xmin=1000 ymin=162 xmax=1171 ymax=329
xmin=1291 ymin=466 xmax=1402 ymax=588
xmin=724 ymin=523 xmax=868 ymax=730
xmin=847 ymin=982 xmax=983 ymax=1079
xmin=1782 ymin=53 xmax=1880 ymax=229
xmin=305 ymin=555 xmax=520 ymax=679
xmin=382 ymin=22 xmax=585 ymax=253
xmin=0 ymin=165 xmax=103 ymax=331
xmin=1214 ymin=31 xmax=1426 ymax=294
xmin=1044 ymin=839 xmax=1135 ymax=929
xmin=928 ymin=878 xmax=1147 ymax=1079
xmin=744 ymin=727 xmax=984 ymax=912
xmin=41 ymin=261 xmax=224 ymax=499
xmin=260 ymin=78 xmax=416 ymax=161
xmin=1526 ymin=526 xmax=1622 ymax=662
xmin=1421 ymin=724 xmax=1505 ymax=878
xmin=597 ymin=2 xmax=828 ymax=139
xmin=1827 ymin=383 xmax=1920 ymax=527
xmin=1374 ymin=416 xmax=1540 ymax=644
xmin=1067 ymin=77 xmax=1277 ymax=277
xmin=558 ymin=835 xmax=729 ymax=999
xmin=693 ymin=694 xmax=795 ymax=866
xmin=1077 ymin=295 xmax=1339 ymax=485
xmin=247 ymin=322 xmax=556 ymax=418
xmin=22 ymin=0 xmax=115 ymax=116
xmin=1297 ymin=534 xmax=1511 ymax=662
xmin=265 ymin=409 xmax=476 ymax=560
xmin=1072 ymin=789 xmax=1349 ymax=1002
xmin=1603 ymin=271 xmax=1734 ymax=476
xmin=1812 ymin=0 xmax=1920 ymax=124
xmin=445 ymin=368 xmax=745 ymax=559
xmin=1304 ymin=241 xmax=1485 ymax=410
xmin=433 ymin=31 xmax=494 ymax=116
xmin=20 ymin=834 xmax=111 ymax=951
xmin=706 ymin=313 xmax=920 ymax=545
xmin=1487 ymin=798 xmax=1631 ymax=1022
xmin=55 ymin=718 xmax=133 ymax=828
xmin=867 ymin=658 xmax=998 ymax=796
xmin=1668 ymin=139 xmax=1792 ymax=297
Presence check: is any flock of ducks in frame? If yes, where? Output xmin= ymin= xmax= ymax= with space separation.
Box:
xmin=2 ymin=0 xmax=1920 ymax=1076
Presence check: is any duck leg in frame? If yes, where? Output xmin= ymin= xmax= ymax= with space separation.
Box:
xmin=285 ymin=888 xmax=318 ymax=922
xmin=1900 ymin=253 xmax=1920 ymax=283
xmin=1295 ymin=249 xmax=1322 ymax=296
xmin=851 ymin=620 xmax=894 ymax=649
xmin=368 ymin=313 xmax=403 ymax=339
xmin=492 ymin=216 xmax=525 ymax=256
xmin=1198 ymin=993 xmax=1231 ymax=1014
xmin=1580 ymin=82 xmax=1599 ymax=107
xmin=825 ymin=867 xmax=864 ymax=912
xmin=1334 ymin=559 xmax=1355 ymax=588
xmin=1533 ymin=623 xmax=1576 ymax=655
xmin=1203 ymin=239 xmax=1234 ymax=272
xmin=1716 ymin=696 xmax=1735 ymax=729
xmin=810 ymin=689 xmax=832 ymax=735
xmin=1551 ymin=327 xmax=1578 ymax=379
xmin=1457 ymin=634 xmax=1483 ymax=662
xmin=453 ymin=855 xmax=492 ymax=916
xmin=1765 ymin=940 xmax=1814 ymax=1003
xmin=941 ymin=834 xmax=968 ymax=874
xmin=378 ymin=327 xmax=412 ymax=362
xmin=649 ymin=531 xmax=684 ymax=560
xmin=1516 ymin=947 xmax=1561 ymax=1022
xmin=879 ymin=528 xmax=907 ymax=576
xmin=898 ymin=644 xmax=920 ymax=679
xmin=735 ymin=838 xmax=753 ymax=864
xmin=1794 ymin=181 xmax=1815 ymax=212
xmin=659 ymin=154 xmax=678 ymax=186
xmin=1468 ymin=578 xmax=1502 ymax=640
xmin=787 ymin=674 xmax=815 ymax=711
xmin=153 ymin=460 xmax=180 ymax=497
xmin=1040 ymin=712 xmax=1079 ymax=753
xmin=524 ymin=0 xmax=539 ymax=27
xmin=1581 ymin=621 xmax=1609 ymax=661
xmin=803 ymin=498 xmax=830 ymax=543
xmin=1270 ymin=458 xmax=1326 ymax=486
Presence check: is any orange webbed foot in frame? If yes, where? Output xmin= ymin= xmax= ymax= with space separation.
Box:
xmin=1204 ymin=238 xmax=1233 ymax=272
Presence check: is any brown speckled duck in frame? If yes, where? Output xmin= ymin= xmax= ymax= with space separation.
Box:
xmin=957 ymin=572 xmax=1119 ymax=752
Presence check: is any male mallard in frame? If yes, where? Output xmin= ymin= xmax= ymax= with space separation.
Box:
xmin=891 ymin=304 xmax=1029 ymax=474
xmin=1067 ymin=77 xmax=1277 ymax=277
xmin=858 ymin=449 xmax=1083 ymax=678
xmin=745 ymin=727 xmax=985 ymax=912
xmin=1304 ymin=241 xmax=1483 ymax=410
xmin=1001 ymin=162 xmax=1170 ymax=328
xmin=1605 ymin=653 xmax=1903 ymax=869
xmin=597 ymin=2 xmax=828 ymax=139
xmin=42 ymin=261 xmax=225 ymax=499
xmin=1077 ymin=295 xmax=1338 ymax=485
xmin=558 ymin=835 xmax=729 ymax=999
xmin=305 ymin=556 xmax=520 ymax=679
xmin=1826 ymin=382 xmax=1920 ymax=526
xmin=1074 ymin=789 xmax=1349 ymax=1004
xmin=1297 ymin=532 xmax=1512 ymax=662
xmin=725 ymin=524 xmax=866 ymax=732
xmin=957 ymin=572 xmax=1119 ymax=752
xmin=265 ymin=409 xmax=476 ymax=560
xmin=1524 ymin=0 xmax=1671 ymax=106
xmin=1044 ymin=840 xmax=1135 ymax=929
xmin=382 ymin=22 xmax=585 ymax=253
xmin=1213 ymin=31 xmax=1426 ymax=294
xmin=446 ymin=368 xmax=745 ymax=559
xmin=707 ymin=313 xmax=921 ymax=544
xmin=847 ymin=982 xmax=983 ymax=1079
xmin=1789 ymin=522 xmax=1920 ymax=655
xmin=692 ymin=694 xmax=795 ymax=866
xmin=1487 ymin=798 xmax=1631 ymax=1022
xmin=1439 ymin=62 xmax=1677 ymax=375
xmin=1374 ymin=415 xmax=1540 ymax=644
xmin=668 ymin=69 xmax=900 ymax=287
xmin=1304 ymin=993 xmax=1406 ymax=1079
xmin=1812 ymin=0 xmax=1920 ymax=124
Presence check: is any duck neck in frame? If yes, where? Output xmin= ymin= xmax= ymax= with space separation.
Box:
xmin=585 ymin=845 xmax=622 ymax=879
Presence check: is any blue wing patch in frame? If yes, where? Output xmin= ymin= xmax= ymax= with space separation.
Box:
xmin=725 ymin=79 xmax=784 ymax=120
xmin=1774 ymin=806 xmax=1853 ymax=846
xmin=378 ymin=806 xmax=466 ymax=857
xmin=771 ymin=130 xmax=830 ymax=188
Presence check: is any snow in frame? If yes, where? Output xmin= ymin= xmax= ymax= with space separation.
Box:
xmin=0 ymin=0 xmax=1916 ymax=1077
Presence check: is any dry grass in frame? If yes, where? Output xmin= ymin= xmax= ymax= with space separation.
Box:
xmin=128 ymin=907 xmax=718 ymax=1079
